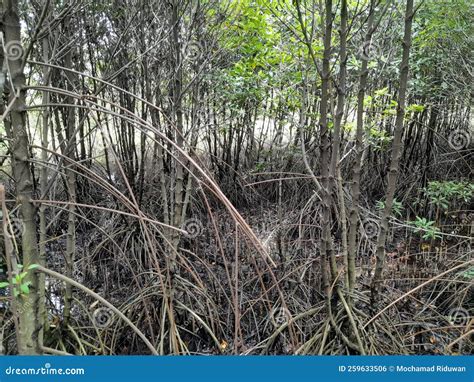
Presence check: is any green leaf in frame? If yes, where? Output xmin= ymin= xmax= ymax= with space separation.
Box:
xmin=0 ymin=282 xmax=10 ymax=288
xmin=374 ymin=87 xmax=389 ymax=97
xmin=461 ymin=268 xmax=474 ymax=279
xmin=20 ymin=283 xmax=30 ymax=295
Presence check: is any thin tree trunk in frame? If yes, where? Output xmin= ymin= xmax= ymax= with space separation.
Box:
xmin=2 ymin=0 xmax=43 ymax=354
xmin=347 ymin=0 xmax=377 ymax=294
xmin=170 ymin=0 xmax=185 ymax=258
xmin=39 ymin=25 xmax=51 ymax=339
xmin=319 ymin=0 xmax=335 ymax=295
xmin=330 ymin=0 xmax=348 ymax=288
xmin=62 ymin=31 xmax=77 ymax=325
xmin=371 ymin=0 xmax=415 ymax=301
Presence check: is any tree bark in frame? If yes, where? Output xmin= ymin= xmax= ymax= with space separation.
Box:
xmin=2 ymin=0 xmax=43 ymax=354
xmin=311 ymin=0 xmax=336 ymax=305
xmin=371 ymin=0 xmax=415 ymax=301
xmin=347 ymin=0 xmax=376 ymax=294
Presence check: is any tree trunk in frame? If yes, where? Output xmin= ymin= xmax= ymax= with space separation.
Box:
xmin=347 ymin=0 xmax=377 ymax=294
xmin=319 ymin=0 xmax=335 ymax=295
xmin=2 ymin=0 xmax=43 ymax=354
xmin=371 ymin=0 xmax=415 ymax=302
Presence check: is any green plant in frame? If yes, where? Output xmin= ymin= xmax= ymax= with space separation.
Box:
xmin=366 ymin=126 xmax=393 ymax=150
xmin=0 ymin=264 xmax=39 ymax=297
xmin=461 ymin=267 xmax=474 ymax=280
xmin=376 ymin=198 xmax=404 ymax=217
xmin=424 ymin=181 xmax=474 ymax=210
xmin=408 ymin=216 xmax=442 ymax=240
